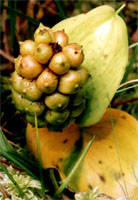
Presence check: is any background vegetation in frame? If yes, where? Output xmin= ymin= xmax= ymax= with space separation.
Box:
xmin=0 ymin=0 xmax=138 ymax=199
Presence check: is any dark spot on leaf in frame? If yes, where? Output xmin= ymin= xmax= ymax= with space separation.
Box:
xmin=59 ymin=158 xmax=63 ymax=162
xmin=109 ymin=145 xmax=113 ymax=149
xmin=122 ymin=115 xmax=126 ymax=119
xmin=88 ymin=184 xmax=93 ymax=190
xmin=98 ymin=160 xmax=103 ymax=164
xmin=63 ymin=139 xmax=68 ymax=144
xmin=104 ymin=54 xmax=108 ymax=58
xmin=99 ymin=175 xmax=106 ymax=183
xmin=75 ymin=51 xmax=78 ymax=54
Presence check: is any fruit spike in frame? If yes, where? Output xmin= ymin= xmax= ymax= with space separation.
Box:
xmin=53 ymin=5 xmax=128 ymax=126
xmin=11 ymin=24 xmax=89 ymax=131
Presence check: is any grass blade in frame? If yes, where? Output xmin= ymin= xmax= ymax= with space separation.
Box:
xmin=121 ymin=46 xmax=138 ymax=83
xmin=54 ymin=1 xmax=67 ymax=19
xmin=8 ymin=0 xmax=17 ymax=51
xmin=54 ymin=135 xmax=95 ymax=198
xmin=35 ymin=113 xmax=45 ymax=196
xmin=129 ymin=42 xmax=138 ymax=49
xmin=49 ymin=169 xmax=59 ymax=191
xmin=116 ymin=84 xmax=138 ymax=93
xmin=0 ymin=162 xmax=25 ymax=198
xmin=109 ymin=104 xmax=129 ymax=198
xmin=0 ymin=129 xmax=39 ymax=180
xmin=1 ymin=4 xmax=39 ymax=25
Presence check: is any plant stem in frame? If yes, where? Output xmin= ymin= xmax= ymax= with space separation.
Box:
xmin=35 ymin=114 xmax=45 ymax=196
xmin=49 ymin=169 xmax=59 ymax=191
xmin=116 ymin=4 xmax=126 ymax=15
xmin=54 ymin=135 xmax=95 ymax=198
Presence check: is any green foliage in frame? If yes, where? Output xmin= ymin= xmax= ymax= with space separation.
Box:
xmin=0 ymin=166 xmax=46 ymax=200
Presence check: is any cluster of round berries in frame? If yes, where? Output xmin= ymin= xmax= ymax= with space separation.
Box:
xmin=11 ymin=23 xmax=89 ymax=130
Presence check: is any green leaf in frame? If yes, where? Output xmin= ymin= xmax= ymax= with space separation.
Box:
xmin=0 ymin=129 xmax=13 ymax=152
xmin=0 ymin=129 xmax=39 ymax=180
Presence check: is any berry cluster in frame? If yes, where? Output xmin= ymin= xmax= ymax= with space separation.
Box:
xmin=11 ymin=23 xmax=89 ymax=130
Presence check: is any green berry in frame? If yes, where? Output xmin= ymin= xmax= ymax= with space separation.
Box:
xmin=11 ymin=71 xmax=23 ymax=94
xmin=34 ymin=43 xmax=53 ymax=64
xmin=71 ymin=99 xmax=86 ymax=117
xmin=45 ymin=109 xmax=70 ymax=125
xmin=72 ymin=89 xmax=85 ymax=106
xmin=45 ymin=92 xmax=70 ymax=111
xmin=11 ymin=88 xmax=24 ymax=111
xmin=63 ymin=43 xmax=84 ymax=68
xmin=23 ymin=98 xmax=45 ymax=116
xmin=36 ymin=68 xmax=58 ymax=93
xmin=54 ymin=30 xmax=68 ymax=47
xmin=22 ymin=79 xmax=42 ymax=101
xmin=20 ymin=40 xmax=35 ymax=56
xmin=77 ymin=66 xmax=89 ymax=86
xmin=34 ymin=23 xmax=54 ymax=44
xmin=49 ymin=52 xmax=70 ymax=75
xmin=15 ymin=55 xmax=43 ymax=79
xmin=58 ymin=70 xmax=81 ymax=94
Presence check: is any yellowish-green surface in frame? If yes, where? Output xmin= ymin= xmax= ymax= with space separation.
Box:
xmin=53 ymin=5 xmax=128 ymax=126
xmin=26 ymin=109 xmax=138 ymax=199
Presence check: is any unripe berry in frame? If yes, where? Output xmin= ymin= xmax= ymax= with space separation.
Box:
xmin=11 ymin=88 xmax=24 ymax=111
xmin=72 ymin=89 xmax=85 ymax=106
xmin=22 ymin=79 xmax=42 ymax=101
xmin=15 ymin=55 xmax=43 ymax=79
xmin=20 ymin=40 xmax=35 ymax=56
xmin=77 ymin=66 xmax=89 ymax=87
xmin=36 ymin=68 xmax=58 ymax=93
xmin=54 ymin=30 xmax=68 ymax=47
xmin=34 ymin=23 xmax=54 ymax=44
xmin=45 ymin=92 xmax=70 ymax=111
xmin=71 ymin=99 xmax=85 ymax=117
xmin=63 ymin=43 xmax=84 ymax=68
xmin=45 ymin=109 xmax=70 ymax=125
xmin=58 ymin=70 xmax=81 ymax=94
xmin=49 ymin=52 xmax=70 ymax=75
xmin=11 ymin=71 xmax=23 ymax=94
xmin=34 ymin=43 xmax=53 ymax=64
xmin=23 ymin=98 xmax=45 ymax=116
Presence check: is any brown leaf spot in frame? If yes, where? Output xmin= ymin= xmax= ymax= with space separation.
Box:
xmin=88 ymin=184 xmax=93 ymax=190
xmin=99 ymin=175 xmax=106 ymax=183
xmin=104 ymin=54 xmax=108 ymax=58
xmin=63 ymin=139 xmax=68 ymax=144
xmin=121 ymin=115 xmax=126 ymax=119
xmin=98 ymin=160 xmax=103 ymax=164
